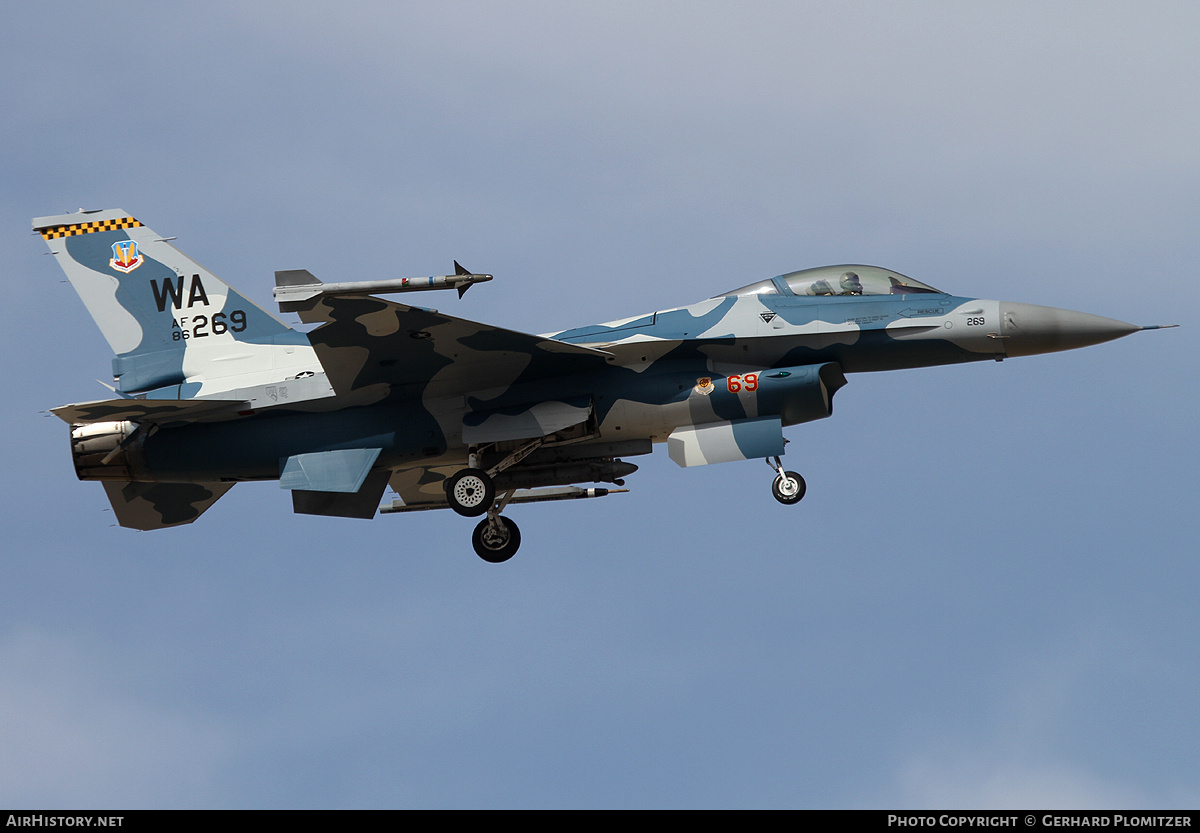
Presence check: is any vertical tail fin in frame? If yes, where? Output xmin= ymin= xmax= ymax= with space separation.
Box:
xmin=35 ymin=209 xmax=333 ymax=406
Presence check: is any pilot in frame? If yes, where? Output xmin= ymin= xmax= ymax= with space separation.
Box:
xmin=838 ymin=271 xmax=863 ymax=295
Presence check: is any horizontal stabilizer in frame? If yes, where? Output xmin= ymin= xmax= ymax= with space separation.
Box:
xmin=103 ymin=481 xmax=233 ymax=530
xmin=52 ymin=397 xmax=248 ymax=425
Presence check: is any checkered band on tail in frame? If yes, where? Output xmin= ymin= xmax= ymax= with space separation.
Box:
xmin=38 ymin=217 xmax=142 ymax=240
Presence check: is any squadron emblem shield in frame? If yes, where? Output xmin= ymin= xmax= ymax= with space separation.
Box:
xmin=694 ymin=377 xmax=715 ymax=395
xmin=109 ymin=239 xmax=143 ymax=273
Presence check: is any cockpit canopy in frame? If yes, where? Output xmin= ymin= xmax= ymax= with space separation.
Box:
xmin=718 ymin=265 xmax=943 ymax=298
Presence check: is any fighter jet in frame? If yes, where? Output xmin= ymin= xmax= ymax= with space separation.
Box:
xmin=37 ymin=209 xmax=1171 ymax=562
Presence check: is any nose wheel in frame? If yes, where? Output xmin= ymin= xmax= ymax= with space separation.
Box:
xmin=767 ymin=456 xmax=806 ymax=505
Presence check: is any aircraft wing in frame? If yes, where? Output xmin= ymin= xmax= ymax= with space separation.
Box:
xmin=298 ymin=296 xmax=612 ymax=400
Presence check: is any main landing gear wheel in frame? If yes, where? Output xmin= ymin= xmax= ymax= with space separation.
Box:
xmin=472 ymin=515 xmax=521 ymax=563
xmin=772 ymin=471 xmax=806 ymax=505
xmin=446 ymin=468 xmax=495 ymax=517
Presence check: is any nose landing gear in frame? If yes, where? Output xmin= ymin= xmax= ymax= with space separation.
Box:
xmin=766 ymin=456 xmax=806 ymax=505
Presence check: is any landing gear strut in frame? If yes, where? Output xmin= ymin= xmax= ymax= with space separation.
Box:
xmin=446 ymin=440 xmax=544 ymax=518
xmin=471 ymin=486 xmax=521 ymax=563
xmin=767 ymin=456 xmax=806 ymax=505
xmin=449 ymin=441 xmax=546 ymax=556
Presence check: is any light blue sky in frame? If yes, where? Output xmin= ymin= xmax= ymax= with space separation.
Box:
xmin=1 ymin=2 xmax=1196 ymax=808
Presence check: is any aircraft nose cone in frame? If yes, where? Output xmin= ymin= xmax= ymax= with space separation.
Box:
xmin=998 ymin=301 xmax=1140 ymax=357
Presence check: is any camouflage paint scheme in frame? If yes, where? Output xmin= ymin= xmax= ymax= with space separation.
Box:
xmin=37 ymin=209 xmax=1154 ymax=559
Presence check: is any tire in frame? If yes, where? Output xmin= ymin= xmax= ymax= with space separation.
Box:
xmin=472 ymin=515 xmax=521 ymax=563
xmin=446 ymin=468 xmax=495 ymax=517
xmin=772 ymin=471 xmax=806 ymax=505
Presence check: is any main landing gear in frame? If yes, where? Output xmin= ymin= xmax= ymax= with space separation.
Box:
xmin=446 ymin=461 xmax=522 ymax=563
xmin=472 ymin=514 xmax=521 ymax=563
xmin=468 ymin=483 xmax=521 ymax=564
xmin=448 ymin=442 xmax=552 ymax=562
xmin=445 ymin=467 xmax=495 ymax=517
xmin=767 ymin=456 xmax=806 ymax=505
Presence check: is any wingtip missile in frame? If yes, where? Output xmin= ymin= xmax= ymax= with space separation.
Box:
xmin=453 ymin=262 xmax=493 ymax=297
xmin=272 ymin=267 xmax=493 ymax=308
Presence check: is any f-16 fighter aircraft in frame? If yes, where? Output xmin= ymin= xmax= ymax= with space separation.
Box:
xmin=37 ymin=209 xmax=1170 ymax=562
